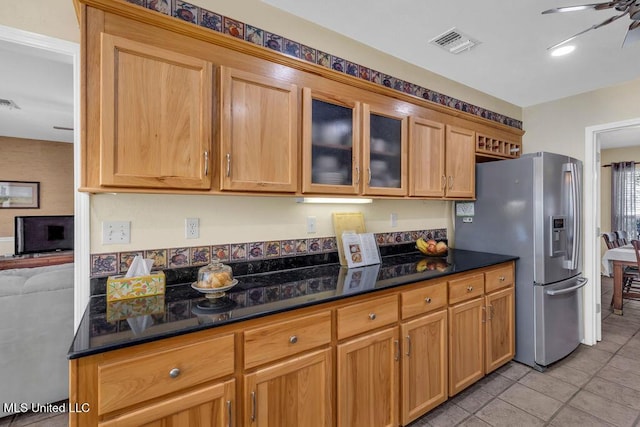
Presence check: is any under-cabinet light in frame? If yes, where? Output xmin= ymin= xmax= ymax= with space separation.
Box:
xmin=295 ymin=197 xmax=373 ymax=204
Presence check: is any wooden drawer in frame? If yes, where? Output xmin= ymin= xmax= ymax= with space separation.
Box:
xmin=448 ymin=273 xmax=484 ymax=305
xmin=244 ymin=311 xmax=331 ymax=369
xmin=98 ymin=333 xmax=234 ymax=415
xmin=337 ymin=294 xmax=398 ymax=340
xmin=401 ymin=280 xmax=447 ymax=319
xmin=485 ymin=263 xmax=514 ymax=293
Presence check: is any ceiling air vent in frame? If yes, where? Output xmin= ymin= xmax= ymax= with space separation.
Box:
xmin=0 ymin=98 xmax=21 ymax=110
xmin=429 ymin=28 xmax=480 ymax=54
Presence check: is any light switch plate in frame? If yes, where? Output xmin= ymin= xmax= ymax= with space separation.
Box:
xmin=102 ymin=221 xmax=130 ymax=244
xmin=307 ymin=216 xmax=317 ymax=233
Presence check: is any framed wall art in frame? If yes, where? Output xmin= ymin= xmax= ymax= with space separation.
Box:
xmin=0 ymin=181 xmax=40 ymax=208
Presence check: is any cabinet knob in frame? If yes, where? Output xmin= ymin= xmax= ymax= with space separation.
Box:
xmin=169 ymin=368 xmax=181 ymax=378
xmin=467 ymin=286 xmax=473 ymax=292
xmin=289 ymin=335 xmax=298 ymax=344
xmin=369 ymin=313 xmax=376 ymax=320
xmin=499 ymin=276 xmax=505 ymax=281
xmin=425 ymin=297 xmax=432 ymax=304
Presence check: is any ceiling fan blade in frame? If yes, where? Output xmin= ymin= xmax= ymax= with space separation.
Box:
xmin=546 ymin=10 xmax=629 ymax=49
xmin=542 ymin=2 xmax=619 ymax=14
xmin=623 ymin=20 xmax=640 ymax=47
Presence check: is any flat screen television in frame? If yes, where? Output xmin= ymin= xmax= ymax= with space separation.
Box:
xmin=14 ymin=215 xmax=74 ymax=255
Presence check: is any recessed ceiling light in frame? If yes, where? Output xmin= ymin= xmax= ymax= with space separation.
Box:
xmin=550 ymin=45 xmax=575 ymax=57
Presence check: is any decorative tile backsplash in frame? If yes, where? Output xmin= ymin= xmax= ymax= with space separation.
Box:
xmin=123 ymin=0 xmax=522 ymax=130
xmin=90 ymin=228 xmax=447 ymax=277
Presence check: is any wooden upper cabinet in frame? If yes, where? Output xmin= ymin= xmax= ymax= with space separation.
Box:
xmin=302 ymin=88 xmax=361 ymax=195
xmin=444 ymin=125 xmax=476 ymax=198
xmin=409 ymin=117 xmax=445 ymax=197
xmin=100 ymin=34 xmax=213 ymax=190
xmin=220 ymin=67 xmax=298 ymax=192
xmin=362 ymin=104 xmax=408 ymax=196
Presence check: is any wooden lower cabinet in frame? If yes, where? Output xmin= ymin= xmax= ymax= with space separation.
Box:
xmin=400 ymin=309 xmax=447 ymax=425
xmin=337 ymin=327 xmax=399 ymax=427
xmin=71 ymin=262 xmax=516 ymax=427
xmin=448 ymin=297 xmax=484 ymax=396
xmin=485 ymin=286 xmax=515 ymax=373
xmin=98 ymin=380 xmax=235 ymax=427
xmin=244 ymin=348 xmax=332 ymax=426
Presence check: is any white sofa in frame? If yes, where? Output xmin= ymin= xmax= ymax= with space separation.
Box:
xmin=0 ymin=263 xmax=74 ymax=417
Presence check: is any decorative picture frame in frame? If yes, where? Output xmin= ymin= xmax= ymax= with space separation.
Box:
xmin=0 ymin=181 xmax=40 ymax=208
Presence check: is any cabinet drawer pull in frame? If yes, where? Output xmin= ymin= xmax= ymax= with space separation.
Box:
xmin=369 ymin=313 xmax=376 ymax=320
xmin=425 ymin=297 xmax=432 ymax=304
xmin=394 ymin=339 xmax=400 ymax=362
xmin=355 ymin=166 xmax=360 ymax=185
xmin=367 ymin=167 xmax=372 ymax=184
xmin=251 ymin=391 xmax=256 ymax=422
xmin=406 ymin=335 xmax=411 ymax=357
xmin=169 ymin=368 xmax=180 ymax=378
xmin=289 ymin=335 xmax=298 ymax=344
xmin=204 ymin=151 xmax=209 ymax=176
xmin=227 ymin=400 xmax=232 ymax=427
xmin=441 ymin=175 xmax=446 ymax=190
xmin=448 ymin=175 xmax=454 ymax=189
xmin=499 ymin=275 xmax=505 ymax=281
xmin=467 ymin=286 xmax=473 ymax=292
xmin=226 ymin=153 xmax=231 ymax=177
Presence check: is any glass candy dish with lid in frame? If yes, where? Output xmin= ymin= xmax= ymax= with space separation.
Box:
xmin=192 ymin=260 xmax=238 ymax=300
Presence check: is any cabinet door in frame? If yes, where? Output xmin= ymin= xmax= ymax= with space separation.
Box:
xmin=337 ymin=327 xmax=399 ymax=427
xmin=100 ymin=34 xmax=212 ymax=190
xmin=244 ymin=348 xmax=332 ymax=427
xmin=444 ymin=125 xmax=475 ymax=198
xmin=409 ymin=117 xmax=445 ymax=197
xmin=98 ymin=380 xmax=234 ymax=427
xmin=485 ymin=286 xmax=515 ymax=374
xmin=302 ymin=88 xmax=361 ymax=194
xmin=401 ymin=309 xmax=447 ymax=425
xmin=220 ymin=67 xmax=298 ymax=192
xmin=448 ymin=297 xmax=484 ymax=396
xmin=362 ymin=104 xmax=408 ymax=196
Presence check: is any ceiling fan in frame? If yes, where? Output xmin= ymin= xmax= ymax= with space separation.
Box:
xmin=542 ymin=0 xmax=640 ymax=49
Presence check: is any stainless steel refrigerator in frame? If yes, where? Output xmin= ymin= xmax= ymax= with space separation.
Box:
xmin=455 ymin=151 xmax=587 ymax=370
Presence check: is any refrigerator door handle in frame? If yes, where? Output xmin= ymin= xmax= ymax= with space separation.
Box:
xmin=562 ymin=162 xmax=580 ymax=270
xmin=545 ymin=277 xmax=588 ymax=296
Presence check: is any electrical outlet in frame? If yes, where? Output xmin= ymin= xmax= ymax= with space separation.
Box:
xmin=306 ymin=216 xmax=317 ymax=234
xmin=102 ymin=221 xmax=130 ymax=244
xmin=185 ymin=218 xmax=199 ymax=239
xmin=390 ymin=213 xmax=398 ymax=227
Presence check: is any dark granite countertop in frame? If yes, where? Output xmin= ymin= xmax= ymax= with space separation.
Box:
xmin=68 ymin=249 xmax=517 ymax=359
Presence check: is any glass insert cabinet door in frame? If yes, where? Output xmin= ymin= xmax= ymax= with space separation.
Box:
xmin=302 ymin=88 xmax=361 ymax=194
xmin=362 ymin=104 xmax=408 ymax=196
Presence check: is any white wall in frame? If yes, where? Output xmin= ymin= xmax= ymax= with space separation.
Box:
xmin=523 ymin=77 xmax=640 ymax=159
xmin=90 ymin=194 xmax=451 ymax=252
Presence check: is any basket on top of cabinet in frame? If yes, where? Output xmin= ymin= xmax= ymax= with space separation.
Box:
xmin=476 ymin=134 xmax=521 ymax=159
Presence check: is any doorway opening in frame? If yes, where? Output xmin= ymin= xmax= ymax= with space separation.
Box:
xmin=0 ymin=24 xmax=89 ymax=330
xmin=584 ymin=117 xmax=640 ymax=344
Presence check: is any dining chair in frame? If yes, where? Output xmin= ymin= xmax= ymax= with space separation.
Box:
xmin=603 ymin=232 xmax=619 ymax=249
xmin=623 ymin=240 xmax=640 ymax=302
xmin=616 ymin=230 xmax=630 ymax=246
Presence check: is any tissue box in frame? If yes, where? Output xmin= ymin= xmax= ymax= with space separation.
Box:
xmin=106 ymin=272 xmax=166 ymax=302
xmin=106 ymin=294 xmax=165 ymax=321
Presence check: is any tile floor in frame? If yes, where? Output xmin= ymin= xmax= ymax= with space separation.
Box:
xmin=2 ymin=276 xmax=639 ymax=426
xmin=411 ymin=276 xmax=640 ymax=427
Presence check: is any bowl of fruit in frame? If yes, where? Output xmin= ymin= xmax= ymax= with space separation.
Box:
xmin=416 ymin=237 xmax=448 ymax=257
